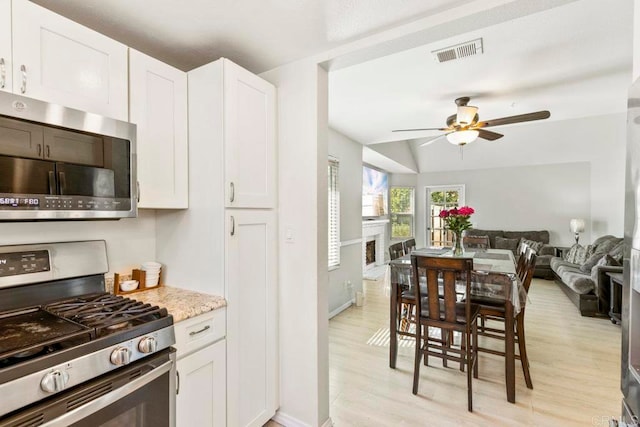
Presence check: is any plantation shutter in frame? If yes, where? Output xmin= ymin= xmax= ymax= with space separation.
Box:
xmin=328 ymin=158 xmax=340 ymax=268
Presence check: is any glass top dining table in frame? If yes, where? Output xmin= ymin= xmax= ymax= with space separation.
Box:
xmin=388 ymin=248 xmax=524 ymax=404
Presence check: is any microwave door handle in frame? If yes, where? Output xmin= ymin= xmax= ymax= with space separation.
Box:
xmin=58 ymin=171 xmax=66 ymax=195
xmin=48 ymin=171 xmax=56 ymax=195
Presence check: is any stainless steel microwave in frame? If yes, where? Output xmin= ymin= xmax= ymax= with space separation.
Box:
xmin=0 ymin=92 xmax=137 ymax=220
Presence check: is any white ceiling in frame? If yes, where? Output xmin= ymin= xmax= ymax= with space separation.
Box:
xmin=30 ymin=0 xmax=476 ymax=73
xmin=328 ymin=0 xmax=634 ymax=146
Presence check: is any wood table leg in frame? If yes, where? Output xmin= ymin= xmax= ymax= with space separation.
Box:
xmin=505 ymin=301 xmax=515 ymax=403
xmin=390 ymin=282 xmax=398 ymax=369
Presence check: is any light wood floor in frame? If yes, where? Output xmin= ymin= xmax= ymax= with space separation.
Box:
xmin=328 ymin=276 xmax=622 ymax=426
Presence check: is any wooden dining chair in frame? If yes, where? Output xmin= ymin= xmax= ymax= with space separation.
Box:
xmin=389 ymin=241 xmax=413 ymax=332
xmin=411 ymin=255 xmax=479 ymax=411
xmin=463 ymin=235 xmax=490 ymax=250
xmin=471 ymin=249 xmax=537 ymax=389
xmin=403 ymin=238 xmax=416 ymax=254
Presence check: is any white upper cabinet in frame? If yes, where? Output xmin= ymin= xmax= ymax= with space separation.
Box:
xmin=0 ymin=0 xmax=11 ymax=93
xmin=223 ymin=59 xmax=276 ymax=209
xmin=11 ymin=0 xmax=128 ymax=120
xmin=129 ymin=49 xmax=188 ymax=209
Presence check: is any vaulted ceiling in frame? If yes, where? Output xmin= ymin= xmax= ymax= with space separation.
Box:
xmin=329 ymin=0 xmax=633 ymax=149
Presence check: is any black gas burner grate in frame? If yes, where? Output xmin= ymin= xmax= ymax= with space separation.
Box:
xmin=44 ymin=293 xmax=168 ymax=336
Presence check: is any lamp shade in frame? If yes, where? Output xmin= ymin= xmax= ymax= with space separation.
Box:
xmin=446 ymin=130 xmax=479 ymax=146
xmin=569 ymin=218 xmax=585 ymax=233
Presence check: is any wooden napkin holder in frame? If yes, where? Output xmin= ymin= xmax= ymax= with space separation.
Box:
xmin=114 ymin=269 xmax=162 ymax=295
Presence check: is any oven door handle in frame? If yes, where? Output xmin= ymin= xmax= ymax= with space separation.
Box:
xmin=41 ymin=359 xmax=174 ymax=427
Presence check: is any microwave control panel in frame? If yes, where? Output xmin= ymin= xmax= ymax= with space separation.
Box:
xmin=0 ymin=195 xmax=130 ymax=211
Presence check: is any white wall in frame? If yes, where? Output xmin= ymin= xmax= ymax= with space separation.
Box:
xmin=328 ymin=128 xmax=363 ymax=315
xmin=0 ymin=211 xmax=157 ymax=274
xmin=413 ymin=113 xmax=626 ymax=242
xmin=261 ymin=60 xmax=331 ymax=427
xmin=415 ymin=162 xmax=591 ymax=248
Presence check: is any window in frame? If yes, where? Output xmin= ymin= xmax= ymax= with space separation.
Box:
xmin=328 ymin=158 xmax=340 ymax=269
xmin=390 ymin=187 xmax=414 ymax=239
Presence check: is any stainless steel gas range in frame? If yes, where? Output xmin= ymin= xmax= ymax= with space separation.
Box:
xmin=0 ymin=241 xmax=176 ymax=427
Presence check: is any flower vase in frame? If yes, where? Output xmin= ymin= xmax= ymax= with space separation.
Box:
xmin=453 ymin=231 xmax=463 ymax=256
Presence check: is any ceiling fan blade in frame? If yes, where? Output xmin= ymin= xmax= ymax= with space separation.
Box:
xmin=392 ymin=127 xmax=448 ymax=132
xmin=476 ymin=110 xmax=550 ymax=128
xmin=419 ymin=134 xmax=447 ymax=147
xmin=477 ymin=129 xmax=503 ymax=141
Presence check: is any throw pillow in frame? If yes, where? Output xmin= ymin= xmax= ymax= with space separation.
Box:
xmin=565 ymin=244 xmax=585 ymax=264
xmin=495 ymin=236 xmax=519 ymax=255
xmin=594 ymin=238 xmax=618 ymax=255
xmin=579 ymin=252 xmax=606 ymax=273
xmin=519 ymin=238 xmax=544 ymax=253
xmin=608 ymin=241 xmax=625 ymax=263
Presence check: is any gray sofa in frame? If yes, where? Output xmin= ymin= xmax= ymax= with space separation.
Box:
xmin=464 ymin=229 xmax=556 ymax=279
xmin=549 ymin=235 xmax=623 ymax=317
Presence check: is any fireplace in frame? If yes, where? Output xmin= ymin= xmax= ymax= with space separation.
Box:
xmin=365 ymin=240 xmax=376 ymax=265
xmin=362 ymin=219 xmax=389 ymax=273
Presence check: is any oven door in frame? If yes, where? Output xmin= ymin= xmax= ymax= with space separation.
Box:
xmin=1 ymin=349 xmax=175 ymax=427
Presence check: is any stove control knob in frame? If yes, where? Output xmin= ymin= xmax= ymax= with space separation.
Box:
xmin=138 ymin=336 xmax=158 ymax=354
xmin=41 ymin=369 xmax=70 ymax=393
xmin=110 ymin=346 xmax=131 ymax=366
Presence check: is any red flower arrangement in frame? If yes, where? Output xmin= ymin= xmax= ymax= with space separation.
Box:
xmin=439 ymin=206 xmax=475 ymax=234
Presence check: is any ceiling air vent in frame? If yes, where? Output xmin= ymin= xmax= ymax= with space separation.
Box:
xmin=432 ymin=38 xmax=483 ymax=63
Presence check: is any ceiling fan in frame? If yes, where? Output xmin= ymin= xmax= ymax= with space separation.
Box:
xmin=392 ymin=97 xmax=551 ymax=147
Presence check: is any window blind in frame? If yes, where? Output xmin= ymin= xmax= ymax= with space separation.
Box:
xmin=328 ymin=159 xmax=340 ymax=268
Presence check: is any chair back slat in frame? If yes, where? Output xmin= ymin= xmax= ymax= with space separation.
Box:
xmin=521 ymin=249 xmax=537 ymax=293
xmin=443 ymin=270 xmax=458 ymax=323
xmin=426 ymin=269 xmax=440 ymax=321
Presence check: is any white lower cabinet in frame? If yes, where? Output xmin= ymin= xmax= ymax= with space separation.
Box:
xmin=176 ymin=339 xmax=226 ymax=427
xmin=174 ymin=309 xmax=226 ymax=427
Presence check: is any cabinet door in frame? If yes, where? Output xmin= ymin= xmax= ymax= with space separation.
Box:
xmin=0 ymin=0 xmax=11 ymax=93
xmin=225 ymin=210 xmax=277 ymax=427
xmin=223 ymin=60 xmax=276 ymax=209
xmin=129 ymin=49 xmax=188 ymax=209
xmin=11 ymin=1 xmax=128 ymax=120
xmin=176 ymin=340 xmax=226 ymax=427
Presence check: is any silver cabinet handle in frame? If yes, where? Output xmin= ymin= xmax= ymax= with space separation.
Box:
xmin=189 ymin=325 xmax=210 ymax=336
xmin=136 ymin=181 xmax=140 ymax=203
xmin=20 ymin=65 xmax=26 ymax=94
xmin=230 ymin=216 xmax=235 ymax=236
xmin=230 ymin=182 xmax=235 ymax=203
xmin=45 ymin=145 xmax=50 ymax=158
xmin=37 ymin=144 xmax=42 ymax=156
xmin=176 ymin=371 xmax=180 ymax=395
xmin=0 ymin=58 xmax=5 ymax=89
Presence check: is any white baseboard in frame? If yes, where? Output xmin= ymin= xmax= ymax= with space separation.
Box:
xmin=329 ymin=298 xmax=355 ymax=319
xmin=272 ymin=411 xmax=333 ymax=427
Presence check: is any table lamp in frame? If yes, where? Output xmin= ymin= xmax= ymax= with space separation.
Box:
xmin=569 ymin=218 xmax=585 ymax=244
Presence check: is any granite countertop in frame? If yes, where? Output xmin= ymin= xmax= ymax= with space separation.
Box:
xmin=126 ymin=286 xmax=226 ymax=323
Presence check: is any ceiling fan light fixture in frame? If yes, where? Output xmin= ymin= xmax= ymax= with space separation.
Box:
xmin=446 ymin=130 xmax=479 ymax=146
xmin=456 ymin=105 xmax=478 ymax=125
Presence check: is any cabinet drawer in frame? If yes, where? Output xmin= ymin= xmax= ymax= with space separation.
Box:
xmin=174 ymin=308 xmax=225 ymax=359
